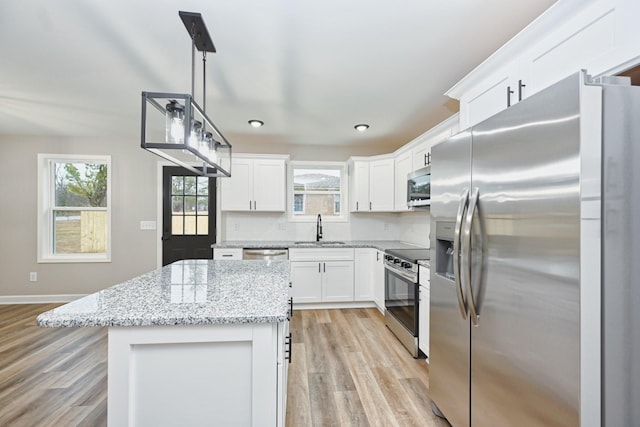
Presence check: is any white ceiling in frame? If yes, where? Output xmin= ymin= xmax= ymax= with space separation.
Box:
xmin=0 ymin=0 xmax=556 ymax=154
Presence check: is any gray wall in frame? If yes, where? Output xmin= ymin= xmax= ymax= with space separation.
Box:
xmin=0 ymin=134 xmax=415 ymax=299
xmin=0 ymin=135 xmax=158 ymax=298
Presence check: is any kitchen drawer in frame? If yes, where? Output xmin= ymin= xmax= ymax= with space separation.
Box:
xmin=213 ymin=248 xmax=243 ymax=260
xmin=288 ymin=248 xmax=354 ymax=261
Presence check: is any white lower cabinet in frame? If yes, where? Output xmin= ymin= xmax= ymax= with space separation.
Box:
xmin=289 ymin=248 xmax=354 ymax=303
xmin=354 ymin=248 xmax=375 ymax=301
xmin=108 ymin=321 xmax=289 ymax=427
xmin=373 ymin=250 xmax=385 ymax=312
xmin=418 ymin=265 xmax=430 ymax=360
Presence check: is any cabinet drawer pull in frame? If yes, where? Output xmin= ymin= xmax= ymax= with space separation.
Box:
xmin=288 ymin=297 xmax=294 ymax=320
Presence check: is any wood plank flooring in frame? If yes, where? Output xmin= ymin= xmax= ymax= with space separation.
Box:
xmin=0 ymin=304 xmax=449 ymax=427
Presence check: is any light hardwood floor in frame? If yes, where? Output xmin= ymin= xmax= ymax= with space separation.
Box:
xmin=0 ymin=304 xmax=449 ymax=427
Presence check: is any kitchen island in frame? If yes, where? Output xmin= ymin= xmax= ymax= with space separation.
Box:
xmin=37 ymin=259 xmax=291 ymax=427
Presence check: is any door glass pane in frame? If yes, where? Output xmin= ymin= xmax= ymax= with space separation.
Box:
xmin=184 ymin=176 xmax=197 ymax=195
xmin=197 ymin=216 xmax=209 ymax=235
xmin=172 ymin=176 xmax=183 ymax=195
xmin=172 ymin=216 xmax=184 ymax=235
xmin=184 ymin=196 xmax=197 ymax=215
xmin=184 ymin=216 xmax=196 ymax=235
xmin=197 ymin=177 xmax=208 ymax=195
xmin=172 ymin=196 xmax=183 ymax=214
xmin=197 ymin=196 xmax=208 ymax=214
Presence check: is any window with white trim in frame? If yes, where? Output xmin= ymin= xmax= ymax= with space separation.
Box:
xmin=288 ymin=161 xmax=347 ymax=221
xmin=37 ymin=154 xmax=111 ymax=262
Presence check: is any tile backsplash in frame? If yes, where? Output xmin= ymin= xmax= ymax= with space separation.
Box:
xmin=220 ymin=210 xmax=430 ymax=247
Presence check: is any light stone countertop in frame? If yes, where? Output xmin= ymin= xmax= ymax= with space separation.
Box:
xmin=212 ymin=240 xmax=426 ymax=251
xmin=37 ymin=259 xmax=290 ymax=328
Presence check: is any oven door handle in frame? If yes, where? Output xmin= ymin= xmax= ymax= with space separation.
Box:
xmin=384 ymin=263 xmax=417 ymax=282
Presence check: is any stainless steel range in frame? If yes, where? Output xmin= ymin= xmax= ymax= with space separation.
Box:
xmin=384 ymin=248 xmax=429 ymax=358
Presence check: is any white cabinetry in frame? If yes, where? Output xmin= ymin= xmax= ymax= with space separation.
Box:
xmin=354 ymin=248 xmax=375 ymax=301
xmin=108 ymin=321 xmax=289 ymax=427
xmin=349 ymin=158 xmax=394 ymax=212
xmin=418 ymin=265 xmax=430 ymax=360
xmin=221 ymin=156 xmax=288 ymax=211
xmin=289 ymin=248 xmax=354 ymax=303
xmin=213 ymin=248 xmax=243 ymax=260
xmin=394 ymin=151 xmax=412 ymax=211
xmin=449 ymin=0 xmax=640 ymax=130
xmin=373 ymin=250 xmax=386 ymax=312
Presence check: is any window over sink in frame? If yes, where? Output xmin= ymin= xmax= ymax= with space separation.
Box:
xmin=288 ymin=161 xmax=347 ymax=222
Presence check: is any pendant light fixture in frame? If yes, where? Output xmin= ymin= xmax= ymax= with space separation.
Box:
xmin=141 ymin=11 xmax=232 ymax=177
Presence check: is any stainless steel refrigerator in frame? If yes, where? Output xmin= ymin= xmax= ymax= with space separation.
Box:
xmin=429 ymin=70 xmax=640 ymax=427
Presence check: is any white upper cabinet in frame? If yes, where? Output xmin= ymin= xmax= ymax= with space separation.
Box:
xmin=221 ymin=155 xmax=288 ymax=212
xmin=394 ymin=151 xmax=412 ymax=211
xmin=349 ymin=160 xmax=370 ymax=212
xmin=349 ymin=157 xmax=394 ymax=212
xmin=369 ymin=159 xmax=395 ymax=211
xmin=449 ymin=0 xmax=640 ymax=130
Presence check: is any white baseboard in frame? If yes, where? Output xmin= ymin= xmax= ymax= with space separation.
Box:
xmin=292 ymin=301 xmax=377 ymax=311
xmin=0 ymin=294 xmax=86 ymax=304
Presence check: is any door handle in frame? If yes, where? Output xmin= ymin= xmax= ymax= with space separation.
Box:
xmin=463 ymin=188 xmax=481 ymax=326
xmin=453 ymin=189 xmax=469 ymax=320
xmin=507 ymin=86 xmax=514 ymax=107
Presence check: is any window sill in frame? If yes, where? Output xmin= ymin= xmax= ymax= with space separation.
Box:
xmin=37 ymin=255 xmax=112 ymax=264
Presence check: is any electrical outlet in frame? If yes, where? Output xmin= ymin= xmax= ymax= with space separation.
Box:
xmin=29 ymin=272 xmax=37 ymax=282
xmin=234 ymin=223 xmax=239 ymax=231
xmin=278 ymin=222 xmax=286 ymax=230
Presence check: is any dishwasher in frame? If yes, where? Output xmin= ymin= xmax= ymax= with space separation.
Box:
xmin=242 ymin=248 xmax=289 ymax=260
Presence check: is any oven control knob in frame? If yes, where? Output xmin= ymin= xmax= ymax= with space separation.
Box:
xmin=384 ymin=255 xmax=393 ymax=261
xmin=401 ymin=261 xmax=412 ymax=269
xmin=393 ymin=258 xmax=401 ymax=264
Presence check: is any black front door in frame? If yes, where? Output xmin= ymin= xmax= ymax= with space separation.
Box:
xmin=162 ymin=166 xmax=216 ymax=266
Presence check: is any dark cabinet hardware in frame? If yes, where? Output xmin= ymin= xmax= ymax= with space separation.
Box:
xmin=507 ymin=86 xmax=514 ymax=107
xmin=288 ymin=297 xmax=293 ymax=320
xmin=425 ymin=152 xmax=431 ymax=166
xmin=323 ymin=262 xmax=326 ymax=273
xmin=285 ymin=333 xmax=292 ymax=363
xmin=369 ymin=201 xmax=372 ymax=211
xmin=518 ymin=80 xmax=526 ymax=102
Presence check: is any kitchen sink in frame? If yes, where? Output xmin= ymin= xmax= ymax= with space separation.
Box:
xmin=294 ymin=241 xmax=346 ymax=245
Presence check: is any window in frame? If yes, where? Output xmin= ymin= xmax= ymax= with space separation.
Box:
xmin=37 ymin=154 xmax=111 ymax=262
xmin=288 ymin=162 xmax=347 ymax=221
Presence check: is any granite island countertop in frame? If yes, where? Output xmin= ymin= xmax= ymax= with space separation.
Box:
xmin=37 ymin=259 xmax=290 ymax=328
xmin=212 ymin=240 xmax=426 ymax=251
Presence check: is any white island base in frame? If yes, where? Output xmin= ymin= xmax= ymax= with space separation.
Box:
xmin=107 ymin=321 xmax=289 ymax=427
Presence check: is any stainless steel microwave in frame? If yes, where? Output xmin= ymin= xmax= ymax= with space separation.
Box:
xmin=407 ymin=166 xmax=430 ymax=207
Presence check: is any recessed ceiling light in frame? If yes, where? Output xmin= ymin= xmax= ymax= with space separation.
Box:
xmin=248 ymin=120 xmax=264 ymax=128
xmin=354 ymin=124 xmax=369 ymax=132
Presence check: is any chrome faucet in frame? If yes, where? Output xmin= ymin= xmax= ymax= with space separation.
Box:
xmin=316 ymin=214 xmax=323 ymax=242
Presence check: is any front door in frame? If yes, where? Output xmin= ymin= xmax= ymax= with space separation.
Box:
xmin=162 ymin=166 xmax=216 ymax=266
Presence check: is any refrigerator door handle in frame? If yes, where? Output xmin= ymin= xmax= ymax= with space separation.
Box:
xmin=464 ymin=187 xmax=481 ymax=326
xmin=454 ymin=188 xmax=470 ymax=320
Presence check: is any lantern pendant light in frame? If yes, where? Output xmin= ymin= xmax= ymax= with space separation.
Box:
xmin=140 ymin=11 xmax=232 ymax=178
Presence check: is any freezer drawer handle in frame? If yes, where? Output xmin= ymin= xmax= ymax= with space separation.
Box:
xmin=464 ymin=187 xmax=481 ymax=326
xmin=454 ymin=188 xmax=469 ymax=320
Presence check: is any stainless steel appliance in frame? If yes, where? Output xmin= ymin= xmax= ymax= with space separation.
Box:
xmin=242 ymin=248 xmax=289 ymax=260
xmin=384 ymin=248 xmax=429 ymax=358
xmin=430 ymin=71 xmax=640 ymax=427
xmin=407 ymin=166 xmax=431 ymax=207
